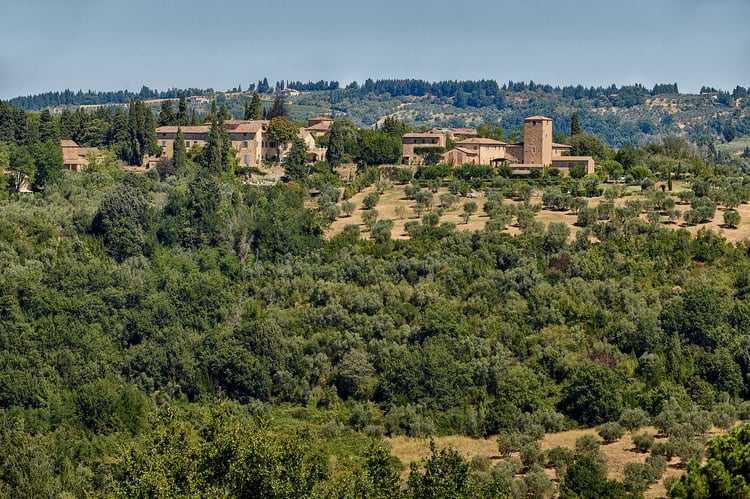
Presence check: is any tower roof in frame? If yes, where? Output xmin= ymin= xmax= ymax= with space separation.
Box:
xmin=525 ymin=115 xmax=552 ymax=121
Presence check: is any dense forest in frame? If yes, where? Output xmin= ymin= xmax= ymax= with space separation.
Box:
xmin=3 ymin=97 xmax=750 ymax=496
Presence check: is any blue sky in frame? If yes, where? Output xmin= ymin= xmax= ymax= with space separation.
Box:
xmin=1 ymin=0 xmax=748 ymax=99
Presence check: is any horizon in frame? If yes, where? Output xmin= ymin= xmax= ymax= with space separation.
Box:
xmin=1 ymin=77 xmax=737 ymax=102
xmin=2 ymin=0 xmax=749 ymax=100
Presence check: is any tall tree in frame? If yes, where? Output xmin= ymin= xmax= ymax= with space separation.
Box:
xmin=570 ymin=111 xmax=582 ymax=136
xmin=31 ymin=139 xmax=63 ymax=189
xmin=266 ymin=117 xmax=299 ymax=162
xmin=159 ymin=100 xmax=176 ymax=126
xmin=217 ymin=104 xmax=234 ymax=171
xmin=245 ymin=91 xmax=262 ymax=120
xmin=173 ymin=127 xmax=188 ymax=171
xmin=177 ymin=94 xmax=189 ymax=126
xmin=8 ymin=144 xmax=36 ymax=193
xmin=38 ymin=109 xmax=59 ymax=143
xmin=283 ymin=136 xmax=308 ymax=182
xmin=477 ymin=123 xmax=505 ymax=141
xmin=267 ymin=94 xmax=287 ymax=119
xmin=325 ymin=118 xmax=358 ymax=166
xmin=202 ymin=115 xmax=223 ymax=173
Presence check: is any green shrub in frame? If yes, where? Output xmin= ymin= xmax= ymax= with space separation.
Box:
xmin=619 ymin=407 xmax=650 ymax=432
xmin=632 ymin=432 xmax=655 ymax=453
xmin=597 ymin=422 xmax=625 ymax=444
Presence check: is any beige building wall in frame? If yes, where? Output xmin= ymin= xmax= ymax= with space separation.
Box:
xmin=157 ymin=122 xmax=266 ymax=166
xmin=523 ymin=116 xmax=553 ymax=166
xmin=551 ymin=156 xmax=596 ymax=175
xmin=402 ymin=133 xmax=447 ymax=165
xmin=452 ymin=138 xmax=508 ymax=165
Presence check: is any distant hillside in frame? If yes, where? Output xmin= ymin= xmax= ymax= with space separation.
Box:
xmin=7 ymin=79 xmax=750 ymax=147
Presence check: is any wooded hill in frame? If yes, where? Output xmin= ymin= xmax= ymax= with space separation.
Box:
xmin=9 ymin=79 xmax=750 ymax=147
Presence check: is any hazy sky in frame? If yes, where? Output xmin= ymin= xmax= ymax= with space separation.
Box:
xmin=1 ymin=0 xmax=749 ymax=99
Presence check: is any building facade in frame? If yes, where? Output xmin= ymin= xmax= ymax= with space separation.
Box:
xmin=438 ymin=115 xmax=595 ymax=176
xmin=402 ymin=132 xmax=447 ymax=165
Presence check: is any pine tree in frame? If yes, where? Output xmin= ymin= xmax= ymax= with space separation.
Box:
xmin=571 ymin=111 xmax=581 ymax=136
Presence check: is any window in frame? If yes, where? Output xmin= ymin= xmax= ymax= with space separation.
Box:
xmin=186 ymin=141 xmax=191 ymax=147
xmin=161 ymin=140 xmax=166 ymax=147
xmin=242 ymin=141 xmax=248 ymax=148
xmin=243 ymin=154 xmax=250 ymax=165
xmin=531 ymin=146 xmax=537 ymax=154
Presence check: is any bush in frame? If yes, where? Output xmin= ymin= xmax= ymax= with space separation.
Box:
xmin=497 ymin=432 xmax=530 ymax=457
xmin=575 ymin=434 xmax=602 ymax=459
xmin=597 ymin=422 xmax=625 ymax=444
xmin=546 ymin=445 xmax=574 ymax=471
xmin=519 ymin=441 xmax=543 ymax=469
xmin=539 ymin=411 xmax=566 ymax=433
xmin=645 ymin=454 xmax=667 ymax=481
xmin=471 ymin=455 xmax=492 ymax=472
xmin=321 ymin=420 xmax=345 ymax=439
xmin=623 ymin=462 xmax=650 ymax=495
xmin=523 ymin=470 xmax=554 ymax=498
xmin=724 ymin=208 xmax=741 ymax=228
xmin=363 ymin=425 xmax=385 ymax=438
xmin=651 ymin=441 xmax=677 ymax=460
xmin=619 ymin=407 xmax=650 ymax=432
xmin=362 ymin=191 xmax=380 ymax=209
xmin=632 ymin=432 xmax=655 ymax=453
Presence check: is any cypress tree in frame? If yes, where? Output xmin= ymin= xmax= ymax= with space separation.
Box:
xmin=217 ymin=104 xmax=233 ymax=170
xmin=283 ymin=136 xmax=308 ymax=182
xmin=571 ymin=111 xmax=581 ymax=136
xmin=177 ymin=94 xmax=188 ymax=126
xmin=173 ymin=127 xmax=188 ymax=170
xmin=159 ymin=100 xmax=176 ymax=126
xmin=39 ymin=109 xmax=59 ymax=143
xmin=268 ymin=94 xmax=287 ymax=119
xmin=203 ymin=116 xmax=223 ymax=173
xmin=250 ymin=91 xmax=262 ymax=120
xmin=127 ymin=100 xmax=142 ymax=165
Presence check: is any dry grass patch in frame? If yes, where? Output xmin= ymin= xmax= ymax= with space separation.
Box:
xmin=324 ymin=182 xmax=750 ymax=244
xmin=385 ymin=426 xmax=726 ymax=497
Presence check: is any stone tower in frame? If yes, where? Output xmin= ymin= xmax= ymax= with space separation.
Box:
xmin=524 ymin=116 xmax=553 ymax=166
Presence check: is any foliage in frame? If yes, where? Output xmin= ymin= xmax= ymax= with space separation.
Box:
xmin=669 ymin=424 xmax=750 ymax=498
xmin=283 ymin=136 xmax=308 ymax=182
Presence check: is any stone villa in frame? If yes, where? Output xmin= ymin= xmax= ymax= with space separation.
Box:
xmin=404 ymin=116 xmax=595 ymax=175
xmin=156 ymin=117 xmax=328 ymax=167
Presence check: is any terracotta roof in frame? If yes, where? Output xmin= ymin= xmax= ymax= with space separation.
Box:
xmin=309 ymin=116 xmax=333 ymax=122
xmin=525 ymin=115 xmax=552 ymax=121
xmin=305 ymin=122 xmax=331 ymax=132
xmin=228 ymin=122 xmax=263 ymax=133
xmin=403 ymin=132 xmax=442 ymax=138
xmin=452 ymin=147 xmax=479 ymax=155
xmin=157 ymin=125 xmax=211 ymax=134
xmin=61 ymin=139 xmax=79 ymax=148
xmin=449 ymin=127 xmax=478 ymax=134
xmin=455 ymin=138 xmax=506 ymax=146
xmin=552 ymin=142 xmax=572 ymax=148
